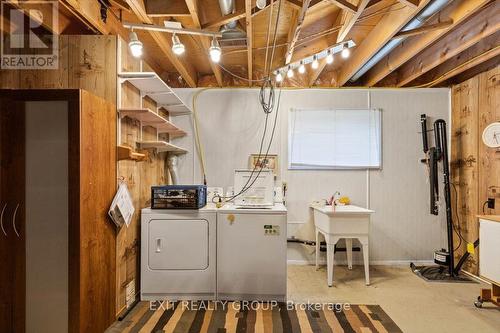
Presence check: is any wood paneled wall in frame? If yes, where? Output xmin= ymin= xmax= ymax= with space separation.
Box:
xmin=0 ymin=35 xmax=116 ymax=102
xmin=0 ymin=35 xmax=170 ymax=322
xmin=116 ymin=37 xmax=169 ymax=315
xmin=451 ymin=65 xmax=500 ymax=275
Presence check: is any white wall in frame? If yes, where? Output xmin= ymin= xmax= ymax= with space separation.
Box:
xmin=171 ymin=88 xmax=450 ymax=265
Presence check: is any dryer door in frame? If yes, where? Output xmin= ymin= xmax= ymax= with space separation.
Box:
xmin=148 ymin=219 xmax=209 ymax=270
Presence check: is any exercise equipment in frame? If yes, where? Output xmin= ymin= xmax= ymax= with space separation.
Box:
xmin=411 ymin=115 xmax=477 ymax=282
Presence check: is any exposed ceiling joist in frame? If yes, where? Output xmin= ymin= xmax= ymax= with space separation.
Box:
xmin=330 ymin=0 xmax=357 ymax=14
xmin=125 ymin=0 xmax=197 ymax=87
xmin=202 ymin=10 xmax=246 ymax=30
xmin=397 ymin=0 xmax=419 ymax=8
xmin=184 ymin=0 xmax=223 ymax=87
xmin=336 ymin=0 xmax=370 ymax=43
xmin=245 ymin=0 xmax=253 ymax=86
xmin=419 ymin=36 xmax=500 ymax=87
xmin=363 ymin=0 xmax=493 ymax=87
xmin=387 ymin=7 xmax=500 ymax=87
xmin=308 ymin=9 xmax=345 ymax=86
xmin=145 ymin=0 xmax=191 ymax=17
xmin=392 ymin=19 xmax=453 ymax=39
xmin=336 ymin=0 xmax=432 ymax=86
xmin=285 ymin=0 xmax=312 ymax=65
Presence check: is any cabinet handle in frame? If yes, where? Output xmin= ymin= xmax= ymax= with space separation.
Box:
xmin=156 ymin=238 xmax=162 ymax=253
xmin=12 ymin=204 xmax=19 ymax=237
xmin=0 ymin=203 xmax=6 ymax=236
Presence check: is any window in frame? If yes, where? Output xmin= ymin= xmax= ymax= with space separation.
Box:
xmin=288 ymin=108 xmax=382 ymax=169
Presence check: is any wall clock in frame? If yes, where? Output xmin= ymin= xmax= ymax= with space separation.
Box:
xmin=482 ymin=122 xmax=500 ymax=148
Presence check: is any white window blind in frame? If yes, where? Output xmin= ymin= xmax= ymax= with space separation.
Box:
xmin=289 ymin=108 xmax=382 ymax=169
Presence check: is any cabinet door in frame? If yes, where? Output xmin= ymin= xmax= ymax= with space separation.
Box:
xmin=0 ymin=94 xmax=26 ymax=333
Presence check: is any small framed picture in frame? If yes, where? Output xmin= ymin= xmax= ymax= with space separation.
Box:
xmin=249 ymin=154 xmax=278 ymax=176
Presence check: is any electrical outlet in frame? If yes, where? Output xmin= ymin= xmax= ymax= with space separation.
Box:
xmin=487 ymin=198 xmax=495 ymax=209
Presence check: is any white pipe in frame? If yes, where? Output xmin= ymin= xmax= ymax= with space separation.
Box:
xmin=123 ymin=22 xmax=222 ymax=38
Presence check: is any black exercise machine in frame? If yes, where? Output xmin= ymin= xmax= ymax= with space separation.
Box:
xmin=410 ymin=114 xmax=478 ymax=282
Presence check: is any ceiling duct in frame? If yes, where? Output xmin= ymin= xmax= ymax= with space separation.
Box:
xmin=218 ymin=0 xmax=247 ymax=41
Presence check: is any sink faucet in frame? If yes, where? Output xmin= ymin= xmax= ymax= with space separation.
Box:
xmin=332 ymin=191 xmax=340 ymax=212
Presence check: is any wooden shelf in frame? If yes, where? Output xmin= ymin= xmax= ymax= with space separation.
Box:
xmin=118 ymin=72 xmax=192 ymax=116
xmin=117 ymin=145 xmax=147 ymax=161
xmin=118 ymin=108 xmax=185 ymax=136
xmin=137 ymin=140 xmax=187 ymax=154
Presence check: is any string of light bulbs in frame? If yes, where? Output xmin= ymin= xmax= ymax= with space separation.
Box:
xmin=275 ymin=40 xmax=355 ymax=82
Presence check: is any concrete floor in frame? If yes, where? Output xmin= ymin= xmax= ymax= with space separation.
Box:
xmin=287 ymin=264 xmax=500 ymax=333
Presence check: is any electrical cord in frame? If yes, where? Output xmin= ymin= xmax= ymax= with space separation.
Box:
xmin=451 ymin=182 xmax=472 ymax=251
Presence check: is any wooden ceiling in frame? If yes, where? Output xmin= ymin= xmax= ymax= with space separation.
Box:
xmin=7 ymin=0 xmax=500 ymax=87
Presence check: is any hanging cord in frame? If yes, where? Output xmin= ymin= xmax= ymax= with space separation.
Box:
xmin=450 ymin=182 xmax=472 ymax=251
xmin=192 ymin=89 xmax=211 ymax=185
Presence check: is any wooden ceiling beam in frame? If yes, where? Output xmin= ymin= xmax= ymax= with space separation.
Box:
xmin=285 ymin=0 xmax=312 ymax=65
xmin=308 ymin=9 xmax=344 ymax=86
xmin=397 ymin=0 xmax=419 ymax=9
xmin=245 ymin=0 xmax=253 ymax=86
xmin=363 ymin=0 xmax=492 ymax=87
xmin=392 ymin=19 xmax=453 ymax=39
xmin=330 ymin=0 xmax=357 ymax=14
xmin=415 ymin=34 xmax=500 ymax=87
xmin=125 ymin=0 xmax=197 ymax=87
xmin=145 ymin=0 xmax=191 ymax=17
xmin=336 ymin=0 xmax=431 ymax=86
xmin=336 ymin=0 xmax=370 ymax=43
xmin=185 ymin=0 xmax=223 ymax=87
xmin=385 ymin=6 xmax=500 ymax=87
xmin=202 ymin=9 xmax=246 ymax=29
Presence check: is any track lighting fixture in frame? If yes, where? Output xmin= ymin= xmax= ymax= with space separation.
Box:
xmin=298 ymin=61 xmax=305 ymax=74
xmin=341 ymin=43 xmax=350 ymax=59
xmin=311 ymin=55 xmax=319 ymax=69
xmin=128 ymin=31 xmax=143 ymax=58
xmin=171 ymin=34 xmax=185 ymax=55
xmin=209 ymin=37 xmax=222 ymax=63
xmin=275 ymin=71 xmax=283 ymax=82
xmin=287 ymin=66 xmax=294 ymax=78
xmin=326 ymin=50 xmax=334 ymax=64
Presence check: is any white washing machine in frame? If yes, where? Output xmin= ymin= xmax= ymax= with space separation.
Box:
xmin=141 ymin=207 xmax=217 ymax=300
xmin=217 ymin=203 xmax=287 ymax=301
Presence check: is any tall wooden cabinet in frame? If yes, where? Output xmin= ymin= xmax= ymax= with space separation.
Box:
xmin=0 ymin=89 xmax=117 ymax=333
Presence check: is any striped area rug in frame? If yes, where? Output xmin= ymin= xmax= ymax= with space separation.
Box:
xmin=107 ymin=301 xmax=402 ymax=333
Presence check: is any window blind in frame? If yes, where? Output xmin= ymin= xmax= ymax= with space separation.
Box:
xmin=289 ymin=108 xmax=382 ymax=169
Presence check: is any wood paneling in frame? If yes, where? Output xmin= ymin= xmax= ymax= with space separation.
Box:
xmin=78 ymin=90 xmax=117 ymax=332
xmin=115 ymin=37 xmax=169 ymax=316
xmin=451 ymin=65 xmax=500 ymax=275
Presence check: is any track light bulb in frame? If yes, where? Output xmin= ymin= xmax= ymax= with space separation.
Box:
xmin=326 ymin=51 xmax=334 ymax=64
xmin=298 ymin=62 xmax=305 ymax=74
xmin=171 ymin=34 xmax=185 ymax=55
xmin=275 ymin=71 xmax=283 ymax=82
xmin=287 ymin=66 xmax=294 ymax=78
xmin=312 ymin=56 xmax=319 ymax=69
xmin=256 ymin=0 xmax=267 ymax=9
xmin=128 ymin=31 xmax=143 ymax=58
xmin=341 ymin=44 xmax=350 ymax=59
xmin=209 ymin=38 xmax=222 ymax=63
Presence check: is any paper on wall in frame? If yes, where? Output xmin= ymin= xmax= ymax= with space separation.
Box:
xmin=108 ymin=182 xmax=135 ymax=228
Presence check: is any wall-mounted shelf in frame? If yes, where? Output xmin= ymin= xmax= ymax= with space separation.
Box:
xmin=118 ymin=108 xmax=186 ymax=136
xmin=137 ymin=141 xmax=187 ymax=154
xmin=118 ymin=72 xmax=192 ymax=116
xmin=117 ymin=145 xmax=147 ymax=161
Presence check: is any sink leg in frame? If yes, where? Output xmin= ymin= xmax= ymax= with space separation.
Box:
xmin=315 ymin=228 xmax=320 ymax=271
xmin=327 ymin=243 xmax=335 ymax=287
xmin=359 ymin=236 xmax=370 ymax=286
xmin=346 ymin=238 xmax=353 ymax=270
